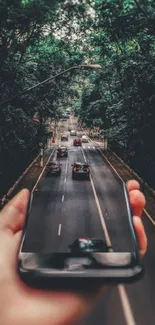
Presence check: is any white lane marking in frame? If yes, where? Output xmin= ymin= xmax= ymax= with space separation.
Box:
xmin=98 ymin=148 xmax=123 ymax=182
xmin=82 ymin=147 xmax=137 ymax=325
xmin=81 ymin=148 xmax=87 ymax=163
xmin=64 ymin=178 xmax=66 ymax=183
xmin=89 ymin=174 xmax=112 ymax=246
xmin=83 ymin=145 xmax=85 ymax=149
xmin=98 ymin=148 xmax=155 ymax=226
xmin=143 ymin=208 xmax=155 ymax=226
xmin=58 ymin=224 xmax=62 ymax=236
xmin=62 ymin=195 xmax=64 ymax=202
xmin=81 ymin=149 xmax=111 ymax=244
xmin=65 ymin=158 xmax=68 ymax=175
xmin=118 ymin=286 xmax=136 ymax=325
xmin=32 ymin=149 xmax=55 ymax=193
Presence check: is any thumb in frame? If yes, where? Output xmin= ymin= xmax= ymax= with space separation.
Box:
xmin=133 ymin=216 xmax=147 ymax=258
xmin=0 ymin=189 xmax=29 ymax=272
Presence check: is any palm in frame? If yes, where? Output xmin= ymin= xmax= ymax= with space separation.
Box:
xmin=6 ymin=279 xmax=95 ymax=325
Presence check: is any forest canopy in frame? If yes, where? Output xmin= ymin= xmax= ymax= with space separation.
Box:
xmin=0 ymin=0 xmax=155 ymax=195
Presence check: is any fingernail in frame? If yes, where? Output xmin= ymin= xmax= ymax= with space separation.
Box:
xmin=11 ymin=189 xmax=30 ymax=206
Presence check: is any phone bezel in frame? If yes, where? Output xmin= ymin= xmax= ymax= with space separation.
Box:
xmin=18 ymin=182 xmax=144 ymax=286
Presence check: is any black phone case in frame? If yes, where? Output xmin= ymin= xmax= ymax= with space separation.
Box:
xmin=18 ymin=182 xmax=144 ymax=289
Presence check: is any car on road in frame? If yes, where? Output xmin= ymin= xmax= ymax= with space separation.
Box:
xmin=70 ymin=130 xmax=77 ymax=136
xmin=69 ymin=238 xmax=109 ymax=253
xmin=72 ymin=162 xmax=90 ymax=179
xmin=62 ymin=113 xmax=69 ymax=119
xmin=57 ymin=146 xmax=68 ymax=157
xmin=46 ymin=161 xmax=61 ymax=176
xmin=81 ymin=135 xmax=89 ymax=143
xmin=61 ymin=134 xmax=68 ymax=141
xmin=73 ymin=138 xmax=82 ymax=146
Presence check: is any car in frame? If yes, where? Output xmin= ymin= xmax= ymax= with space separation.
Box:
xmin=72 ymin=162 xmax=90 ymax=179
xmin=69 ymin=238 xmax=109 ymax=253
xmin=62 ymin=113 xmax=69 ymax=119
xmin=57 ymin=146 xmax=68 ymax=157
xmin=73 ymin=138 xmax=82 ymax=146
xmin=70 ymin=130 xmax=77 ymax=136
xmin=45 ymin=161 xmax=61 ymax=176
xmin=68 ymin=126 xmax=73 ymax=131
xmin=81 ymin=135 xmax=89 ymax=143
xmin=61 ymin=134 xmax=68 ymax=141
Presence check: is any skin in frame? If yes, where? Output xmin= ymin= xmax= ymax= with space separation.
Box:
xmin=0 ymin=180 xmax=147 ymax=325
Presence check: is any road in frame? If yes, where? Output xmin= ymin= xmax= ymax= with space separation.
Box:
xmin=22 ymin=117 xmax=155 ymax=325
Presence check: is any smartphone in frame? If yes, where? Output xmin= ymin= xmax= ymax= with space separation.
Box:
xmin=18 ymin=182 xmax=144 ymax=289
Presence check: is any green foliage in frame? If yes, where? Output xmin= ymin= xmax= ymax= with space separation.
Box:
xmin=1 ymin=0 xmax=155 ymax=192
xmin=0 ymin=0 xmax=84 ymax=195
xmin=70 ymin=0 xmax=155 ymax=187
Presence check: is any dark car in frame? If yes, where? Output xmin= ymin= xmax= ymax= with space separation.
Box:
xmin=46 ymin=161 xmax=61 ymax=176
xmin=69 ymin=238 xmax=109 ymax=253
xmin=57 ymin=146 xmax=68 ymax=157
xmin=72 ymin=162 xmax=90 ymax=179
xmin=61 ymin=134 xmax=68 ymax=141
xmin=73 ymin=139 xmax=82 ymax=146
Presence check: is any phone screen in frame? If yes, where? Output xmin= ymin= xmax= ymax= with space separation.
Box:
xmin=20 ymin=181 xmax=139 ymax=269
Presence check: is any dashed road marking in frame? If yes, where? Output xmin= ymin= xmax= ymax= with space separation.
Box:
xmin=58 ymin=224 xmax=62 ymax=236
xmin=65 ymin=158 xmax=68 ymax=175
xmin=81 ymin=145 xmax=96 ymax=150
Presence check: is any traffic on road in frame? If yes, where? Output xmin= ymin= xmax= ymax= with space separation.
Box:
xmin=20 ymin=116 xmax=155 ymax=325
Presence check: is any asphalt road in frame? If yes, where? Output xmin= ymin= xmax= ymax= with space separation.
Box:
xmin=22 ymin=117 xmax=155 ymax=325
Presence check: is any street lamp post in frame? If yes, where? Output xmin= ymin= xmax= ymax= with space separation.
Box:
xmin=0 ymin=64 xmax=103 ymax=107
xmin=40 ymin=147 xmax=44 ymax=167
xmin=0 ymin=64 xmax=103 ymax=169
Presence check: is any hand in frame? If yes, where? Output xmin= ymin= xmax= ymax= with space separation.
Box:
xmin=0 ymin=180 xmax=147 ymax=325
xmin=126 ymin=179 xmax=147 ymax=258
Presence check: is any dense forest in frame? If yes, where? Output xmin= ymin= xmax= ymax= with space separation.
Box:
xmin=0 ymin=0 xmax=155 ymax=196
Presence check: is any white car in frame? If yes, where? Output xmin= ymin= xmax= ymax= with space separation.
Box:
xmin=70 ymin=130 xmax=77 ymax=136
xmin=81 ymin=135 xmax=89 ymax=143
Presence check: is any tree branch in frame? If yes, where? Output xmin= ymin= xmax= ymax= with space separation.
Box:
xmin=133 ymin=0 xmax=148 ymax=17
